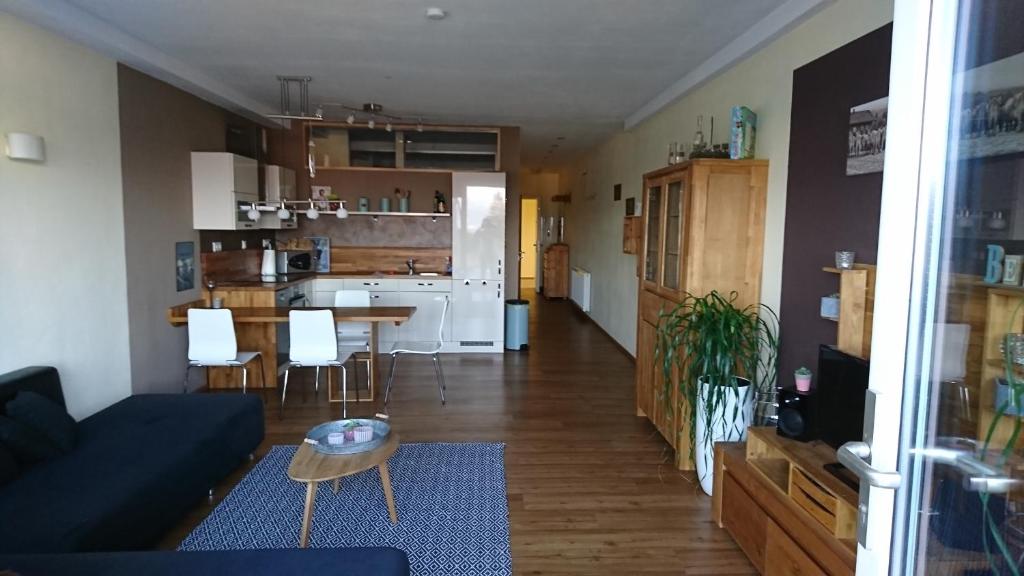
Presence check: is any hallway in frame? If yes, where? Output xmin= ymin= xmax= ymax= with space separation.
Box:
xmin=163 ymin=292 xmax=753 ymax=574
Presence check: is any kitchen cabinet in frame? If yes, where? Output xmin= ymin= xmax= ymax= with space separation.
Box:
xmin=191 ymin=152 xmax=259 ymax=230
xmin=635 ymin=159 xmax=768 ymax=470
xmin=261 ymin=165 xmax=298 ymax=229
xmin=398 ymin=290 xmax=451 ymax=343
xmin=451 ymin=280 xmax=503 ymax=343
xmin=307 ymin=125 xmax=500 ymax=171
xmin=452 ymin=172 xmax=507 ymax=280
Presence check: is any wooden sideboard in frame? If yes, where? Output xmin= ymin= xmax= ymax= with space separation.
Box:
xmin=543 ymin=243 xmax=569 ymax=299
xmin=634 ymin=159 xmax=768 ymax=469
xmin=713 ymin=427 xmax=856 ymax=575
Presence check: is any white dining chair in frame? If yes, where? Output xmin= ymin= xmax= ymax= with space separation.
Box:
xmin=334 ymin=290 xmax=374 ymax=400
xmin=384 ymin=295 xmax=448 ymax=406
xmin=184 ymin=308 xmax=265 ymax=394
xmin=282 ymin=309 xmax=355 ymax=418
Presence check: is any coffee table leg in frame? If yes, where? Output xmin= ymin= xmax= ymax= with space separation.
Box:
xmin=332 ymin=477 xmax=341 ymax=494
xmin=379 ymin=462 xmax=398 ymax=524
xmin=299 ymin=481 xmax=318 ymax=548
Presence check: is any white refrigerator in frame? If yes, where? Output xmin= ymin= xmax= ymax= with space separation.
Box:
xmin=451 ymin=172 xmax=506 ymax=351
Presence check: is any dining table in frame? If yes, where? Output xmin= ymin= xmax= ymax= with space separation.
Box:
xmin=167 ymin=301 xmax=416 ymax=402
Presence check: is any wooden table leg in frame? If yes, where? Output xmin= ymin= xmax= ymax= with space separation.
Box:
xmin=299 ymin=481 xmax=318 ymax=548
xmin=332 ymin=477 xmax=341 ymax=494
xmin=369 ymin=323 xmax=379 ymax=401
xmin=378 ymin=461 xmax=398 ymax=524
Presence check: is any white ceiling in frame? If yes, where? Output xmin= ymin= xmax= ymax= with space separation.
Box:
xmin=8 ymin=0 xmax=818 ymax=167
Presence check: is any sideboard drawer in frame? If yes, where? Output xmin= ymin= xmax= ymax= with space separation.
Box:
xmin=722 ymin=472 xmax=767 ymax=573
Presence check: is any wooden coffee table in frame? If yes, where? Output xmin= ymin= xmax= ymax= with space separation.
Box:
xmin=287 ymin=432 xmax=400 ymax=548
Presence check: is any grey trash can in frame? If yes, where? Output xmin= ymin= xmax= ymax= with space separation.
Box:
xmin=505 ymin=299 xmax=529 ymax=351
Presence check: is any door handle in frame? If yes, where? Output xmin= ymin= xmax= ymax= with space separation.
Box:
xmin=911 ymin=446 xmax=1019 ymax=494
xmin=837 ymin=442 xmax=902 ymax=489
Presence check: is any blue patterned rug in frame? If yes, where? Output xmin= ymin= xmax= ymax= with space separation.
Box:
xmin=180 ymin=443 xmax=511 ymax=575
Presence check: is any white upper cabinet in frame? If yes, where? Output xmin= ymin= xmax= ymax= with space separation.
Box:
xmin=191 ymin=152 xmax=259 ymax=230
xmin=260 ymin=165 xmax=297 ymax=229
xmin=452 ymin=172 xmax=506 ymax=279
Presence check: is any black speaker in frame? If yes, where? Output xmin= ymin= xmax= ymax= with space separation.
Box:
xmin=776 ymin=388 xmax=818 ymax=441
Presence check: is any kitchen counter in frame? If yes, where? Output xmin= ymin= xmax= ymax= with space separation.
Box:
xmin=211 ymin=272 xmax=450 ymax=291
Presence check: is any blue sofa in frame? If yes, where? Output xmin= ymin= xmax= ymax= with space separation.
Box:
xmin=0 ymin=367 xmax=411 ymax=575
xmin=0 ymin=366 xmax=264 ymax=553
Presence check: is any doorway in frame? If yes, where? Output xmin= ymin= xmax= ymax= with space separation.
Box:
xmin=520 ymin=198 xmax=539 ymax=290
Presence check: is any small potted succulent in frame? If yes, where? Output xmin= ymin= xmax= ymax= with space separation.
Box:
xmin=794 ymin=367 xmax=813 ymax=393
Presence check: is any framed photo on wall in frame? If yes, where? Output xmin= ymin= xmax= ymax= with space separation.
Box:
xmin=175 ymin=241 xmax=195 ymax=292
xmin=846 ymin=97 xmax=888 ymax=176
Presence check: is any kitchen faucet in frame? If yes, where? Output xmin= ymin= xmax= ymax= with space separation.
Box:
xmin=406 ymin=258 xmax=416 ymax=275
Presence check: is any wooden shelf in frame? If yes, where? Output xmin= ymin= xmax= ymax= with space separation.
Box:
xmin=349 ymin=211 xmax=450 ymax=218
xmin=313 ymin=165 xmax=458 ymax=174
xmin=822 ymin=265 xmax=875 ymax=359
xmin=748 ymin=457 xmax=790 ymax=492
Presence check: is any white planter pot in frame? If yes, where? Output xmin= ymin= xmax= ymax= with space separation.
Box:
xmin=694 ymin=376 xmax=754 ymax=495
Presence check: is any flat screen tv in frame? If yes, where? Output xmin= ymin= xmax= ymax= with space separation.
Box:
xmin=816 ymin=345 xmax=870 ymax=449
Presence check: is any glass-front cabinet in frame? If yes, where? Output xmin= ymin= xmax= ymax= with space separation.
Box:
xmin=642 ymin=170 xmax=689 ymax=298
xmin=306 ymin=124 xmax=499 ymax=171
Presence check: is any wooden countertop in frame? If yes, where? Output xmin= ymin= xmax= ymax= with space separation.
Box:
xmin=167 ymin=301 xmax=416 ymax=326
xmin=210 ymin=272 xmax=451 ymax=291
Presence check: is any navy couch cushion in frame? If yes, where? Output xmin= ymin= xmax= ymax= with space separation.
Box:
xmin=0 ymin=415 xmax=61 ymax=464
xmin=0 ymin=367 xmax=65 ymax=409
xmin=0 ymin=443 xmax=18 ymax=487
xmin=0 ymin=391 xmax=263 ymax=553
xmin=0 ymin=548 xmax=411 ymax=576
xmin=6 ymin=391 xmax=77 ymax=452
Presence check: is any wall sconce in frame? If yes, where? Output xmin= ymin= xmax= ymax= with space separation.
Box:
xmin=5 ymin=133 xmax=45 ymax=162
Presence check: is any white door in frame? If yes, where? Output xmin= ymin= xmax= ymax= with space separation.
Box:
xmin=452 ymin=172 xmax=506 ymax=280
xmin=848 ymin=2 xmax=1024 ymax=573
xmin=452 ymin=280 xmax=503 ymax=342
xmin=398 ymin=291 xmax=450 ymax=343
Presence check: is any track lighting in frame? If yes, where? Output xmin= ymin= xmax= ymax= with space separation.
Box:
xmin=367 ymin=118 xmax=376 ymax=130
xmin=276 ymin=201 xmax=290 ymax=220
xmin=346 ymin=114 xmax=355 ymax=125
xmin=385 ymin=121 xmax=393 ymax=133
xmin=417 ymin=120 xmax=424 ymax=133
xmin=246 ymin=203 xmax=260 ymax=221
xmin=336 ymin=205 xmax=349 ymax=219
xmin=305 ymin=200 xmax=320 ymax=220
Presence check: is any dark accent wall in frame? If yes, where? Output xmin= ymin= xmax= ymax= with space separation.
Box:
xmin=779 ymin=1 xmax=1024 ymax=381
xmin=778 ymin=24 xmax=892 ymax=381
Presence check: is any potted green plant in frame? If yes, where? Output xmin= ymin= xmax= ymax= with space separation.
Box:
xmin=794 ymin=366 xmax=812 ymax=392
xmin=656 ymin=290 xmax=778 ymax=495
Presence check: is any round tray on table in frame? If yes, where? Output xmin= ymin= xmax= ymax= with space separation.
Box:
xmin=304 ymin=419 xmax=392 ymax=455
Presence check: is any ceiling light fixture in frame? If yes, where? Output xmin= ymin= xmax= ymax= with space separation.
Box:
xmin=425 ymin=7 xmax=447 ymax=20
xmin=346 ymin=114 xmax=355 ymax=125
xmin=385 ymin=121 xmax=393 ymax=133
xmin=267 ymin=76 xmax=323 ymax=121
xmin=367 ymin=117 xmax=376 ymax=130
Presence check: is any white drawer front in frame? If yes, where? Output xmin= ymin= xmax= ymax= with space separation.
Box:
xmin=313 ymin=279 xmax=347 ymax=292
xmin=344 ymin=278 xmax=399 ymax=291
xmin=400 ymin=278 xmax=452 ymax=292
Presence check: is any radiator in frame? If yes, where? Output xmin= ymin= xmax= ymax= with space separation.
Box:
xmin=570 ymin=267 xmax=592 ymax=312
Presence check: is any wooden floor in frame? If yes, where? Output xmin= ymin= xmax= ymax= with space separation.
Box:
xmin=160 ymin=289 xmax=754 ymax=575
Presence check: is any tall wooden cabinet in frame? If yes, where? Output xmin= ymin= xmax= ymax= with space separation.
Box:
xmin=543 ymin=244 xmax=570 ymax=299
xmin=634 ymin=159 xmax=768 ymax=469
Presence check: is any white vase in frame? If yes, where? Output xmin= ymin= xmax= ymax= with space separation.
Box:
xmin=694 ymin=376 xmax=754 ymax=495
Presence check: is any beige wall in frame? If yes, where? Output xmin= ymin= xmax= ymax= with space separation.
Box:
xmin=0 ymin=14 xmax=131 ymax=418
xmin=117 ymin=65 xmax=231 ymax=394
xmin=560 ymin=0 xmax=894 ymax=355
